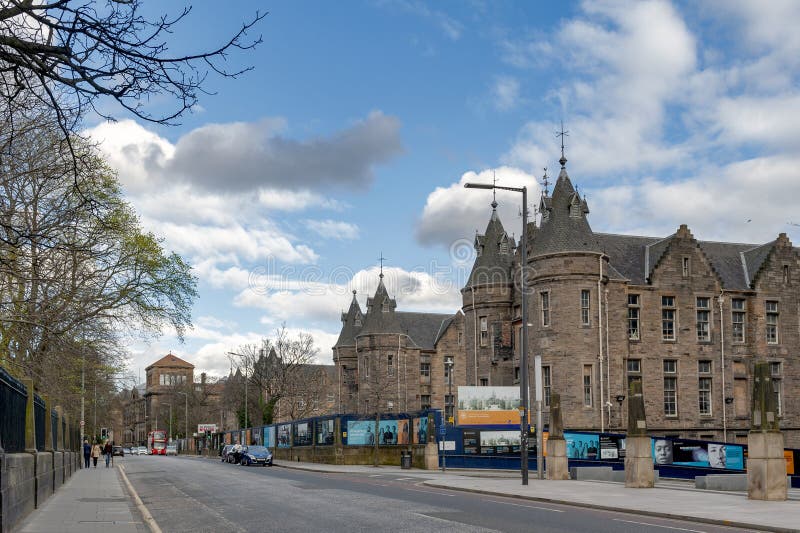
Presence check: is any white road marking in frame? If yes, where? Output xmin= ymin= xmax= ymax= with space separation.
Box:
xmin=368 ymin=474 xmax=382 ymax=477
xmin=612 ymin=518 xmax=707 ymax=532
xmin=395 ymin=477 xmax=416 ymax=481
xmin=118 ymin=465 xmax=163 ymax=533
xmin=486 ymin=500 xmax=564 ymax=513
xmin=405 ymin=487 xmax=456 ymax=497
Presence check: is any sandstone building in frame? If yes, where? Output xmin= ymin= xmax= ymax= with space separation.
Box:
xmin=333 ymin=153 xmax=800 ymax=447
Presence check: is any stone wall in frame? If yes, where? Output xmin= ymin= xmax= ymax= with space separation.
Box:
xmin=273 ymin=444 xmax=429 ymax=468
xmin=0 ymin=451 xmax=81 ymax=532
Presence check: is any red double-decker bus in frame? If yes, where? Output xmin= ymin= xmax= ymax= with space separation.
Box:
xmin=147 ymin=430 xmax=167 ymax=455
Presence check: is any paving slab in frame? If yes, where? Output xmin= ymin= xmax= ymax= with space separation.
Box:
xmin=15 ymin=464 xmax=146 ymax=533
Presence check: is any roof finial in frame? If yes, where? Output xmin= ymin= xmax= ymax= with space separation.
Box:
xmin=556 ymin=120 xmax=569 ymax=169
xmin=541 ymin=167 xmax=550 ymax=195
xmin=378 ymin=252 xmax=386 ymax=279
xmin=491 ymin=170 xmax=498 ymax=210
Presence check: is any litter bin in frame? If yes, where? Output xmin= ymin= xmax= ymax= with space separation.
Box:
xmin=400 ymin=450 xmax=412 ymax=469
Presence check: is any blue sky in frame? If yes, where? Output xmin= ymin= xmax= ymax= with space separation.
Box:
xmin=84 ymin=0 xmax=800 ymax=378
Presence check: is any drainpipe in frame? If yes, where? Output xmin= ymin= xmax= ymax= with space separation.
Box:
xmin=605 ymin=288 xmax=611 ymax=426
xmin=719 ymin=293 xmax=727 ymax=442
xmin=472 ymin=287 xmax=478 ymax=385
xmin=598 ymin=254 xmax=604 ymax=433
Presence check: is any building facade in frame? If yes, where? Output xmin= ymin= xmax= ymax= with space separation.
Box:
xmin=333 ymin=153 xmax=800 ymax=447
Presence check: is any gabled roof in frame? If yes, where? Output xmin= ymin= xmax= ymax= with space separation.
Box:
xmin=742 ymin=240 xmax=776 ymax=287
xmin=146 ymin=353 xmax=194 ymax=370
xmin=396 ymin=312 xmax=454 ymax=350
xmin=433 ymin=313 xmax=458 ymax=345
xmin=334 ymin=291 xmax=363 ymax=348
xmin=594 ymin=232 xmax=797 ymax=290
xmin=533 ymin=167 xmax=602 ymax=256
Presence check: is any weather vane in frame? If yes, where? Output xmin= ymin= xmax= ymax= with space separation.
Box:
xmin=378 ymin=252 xmax=386 ymax=278
xmin=541 ymin=167 xmax=550 ymax=195
xmin=556 ymin=120 xmax=569 ymax=168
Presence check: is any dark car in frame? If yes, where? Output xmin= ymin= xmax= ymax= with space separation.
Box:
xmin=220 ymin=444 xmax=235 ymax=463
xmin=239 ymin=445 xmax=273 ymax=467
xmin=112 ymin=446 xmax=124 ymax=457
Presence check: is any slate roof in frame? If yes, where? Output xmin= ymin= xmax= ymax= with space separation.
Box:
xmin=433 ymin=313 xmax=457 ymax=345
xmin=533 ymin=168 xmax=603 ymax=256
xmin=358 ymin=277 xmax=404 ymax=336
xmin=594 ymin=232 xmax=792 ymax=290
xmin=333 ymin=291 xmax=363 ymax=348
xmin=467 ymin=208 xmax=516 ymax=286
xmin=395 ymin=312 xmax=454 ymax=350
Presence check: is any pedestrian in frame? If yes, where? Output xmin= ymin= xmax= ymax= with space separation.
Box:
xmin=83 ymin=439 xmax=91 ymax=469
xmin=91 ymin=440 xmax=101 ymax=468
xmin=104 ymin=440 xmax=113 ymax=467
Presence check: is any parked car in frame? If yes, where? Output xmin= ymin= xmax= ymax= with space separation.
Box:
xmin=239 ymin=445 xmax=273 ymax=467
xmin=227 ymin=444 xmax=244 ymax=464
xmin=220 ymin=444 xmax=235 ymax=463
xmin=165 ymin=444 xmax=178 ymax=456
xmin=122 ymin=447 xmax=132 ymax=456
xmin=112 ymin=446 xmax=124 ymax=457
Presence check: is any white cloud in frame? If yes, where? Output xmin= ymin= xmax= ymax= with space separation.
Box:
xmin=304 ymin=219 xmax=360 ymax=240
xmin=492 ymin=76 xmax=521 ymax=111
xmin=416 ymin=166 xmax=540 ymax=247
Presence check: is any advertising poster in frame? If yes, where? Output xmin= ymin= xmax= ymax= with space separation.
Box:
xmin=264 ymin=426 xmax=275 ymax=449
xmin=599 ymin=435 xmax=619 ymax=459
xmin=565 ymin=432 xmax=600 ymax=459
xmin=412 ymin=417 xmax=428 ymax=444
xmin=277 ymin=424 xmax=291 ymax=448
xmin=652 ymin=439 xmax=744 ymax=470
xmin=316 ymin=419 xmax=334 ymax=445
xmin=457 ymin=386 xmax=522 ymax=425
xmin=376 ymin=419 xmax=407 ymax=445
xmin=785 ymin=450 xmax=795 ymax=475
xmin=480 ymin=431 xmax=521 ymax=455
xmin=294 ymin=422 xmax=312 ymax=446
xmin=396 ymin=419 xmax=411 ymax=445
xmin=346 ymin=420 xmax=376 ymax=445
xmin=463 ymin=430 xmax=479 ymax=455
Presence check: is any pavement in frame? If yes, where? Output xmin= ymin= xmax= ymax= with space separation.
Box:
xmin=15 ymin=462 xmax=147 ymax=533
xmin=15 ymin=455 xmax=800 ymax=533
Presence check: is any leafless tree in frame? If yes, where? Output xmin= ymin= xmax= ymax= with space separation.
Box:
xmin=0 ymin=1 xmax=264 ymax=131
xmin=228 ymin=326 xmax=319 ymax=426
xmin=359 ymin=353 xmax=397 ymax=466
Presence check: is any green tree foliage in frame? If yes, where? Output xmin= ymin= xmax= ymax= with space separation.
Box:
xmin=0 ymin=114 xmax=197 ymax=405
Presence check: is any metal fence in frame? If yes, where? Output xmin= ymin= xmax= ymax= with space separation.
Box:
xmin=0 ymin=366 xmax=28 ymax=452
xmin=34 ymin=394 xmax=45 ymax=451
xmin=51 ymin=409 xmax=58 ymax=450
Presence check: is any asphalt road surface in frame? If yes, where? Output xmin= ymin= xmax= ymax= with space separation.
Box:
xmin=120 ymin=455 xmax=755 ymax=533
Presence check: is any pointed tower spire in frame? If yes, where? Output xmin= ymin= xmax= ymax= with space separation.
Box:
xmin=557 ymin=121 xmax=569 ymax=169
xmin=378 ymin=252 xmax=386 ymax=279
xmin=491 ymin=170 xmax=498 ymax=210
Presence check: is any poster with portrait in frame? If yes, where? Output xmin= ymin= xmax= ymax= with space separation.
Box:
xmin=378 ymin=419 xmax=401 ymax=445
xmin=655 ymin=440 xmax=744 ymax=470
xmin=412 ymin=417 xmax=428 ymax=444
xmin=277 ymin=424 xmax=291 ymax=448
xmin=395 ymin=419 xmax=410 ymax=445
xmin=346 ymin=420 xmax=376 ymax=445
xmin=264 ymin=426 xmax=275 ymax=449
xmin=316 ymin=419 xmax=334 ymax=445
xmin=565 ymin=432 xmax=600 ymax=459
xmin=294 ymin=422 xmax=312 ymax=446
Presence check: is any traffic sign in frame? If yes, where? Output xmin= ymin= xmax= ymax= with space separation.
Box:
xmin=439 ymin=426 xmax=446 ymax=436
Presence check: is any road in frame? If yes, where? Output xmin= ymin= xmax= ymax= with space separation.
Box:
xmin=120 ymin=455 xmax=754 ymax=533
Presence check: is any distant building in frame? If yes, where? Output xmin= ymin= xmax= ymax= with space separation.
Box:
xmin=333 ymin=152 xmax=800 ymax=447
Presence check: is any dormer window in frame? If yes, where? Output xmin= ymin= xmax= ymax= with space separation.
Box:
xmin=354 ymin=316 xmax=362 ymax=327
xmin=499 ymin=238 xmax=509 ymax=255
xmin=570 ymin=201 xmax=581 ymax=218
xmin=382 ymin=300 xmax=389 ymax=313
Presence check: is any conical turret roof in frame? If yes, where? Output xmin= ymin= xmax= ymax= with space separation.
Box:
xmin=357 ymin=275 xmax=404 ymax=336
xmin=533 ymin=164 xmax=601 ymax=256
xmin=467 ymin=206 xmax=516 ymax=286
xmin=334 ymin=291 xmax=363 ymax=348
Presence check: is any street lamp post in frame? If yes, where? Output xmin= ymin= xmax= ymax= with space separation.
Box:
xmin=164 ymin=403 xmax=173 ymax=441
xmin=464 ymin=181 xmax=535 ymax=484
